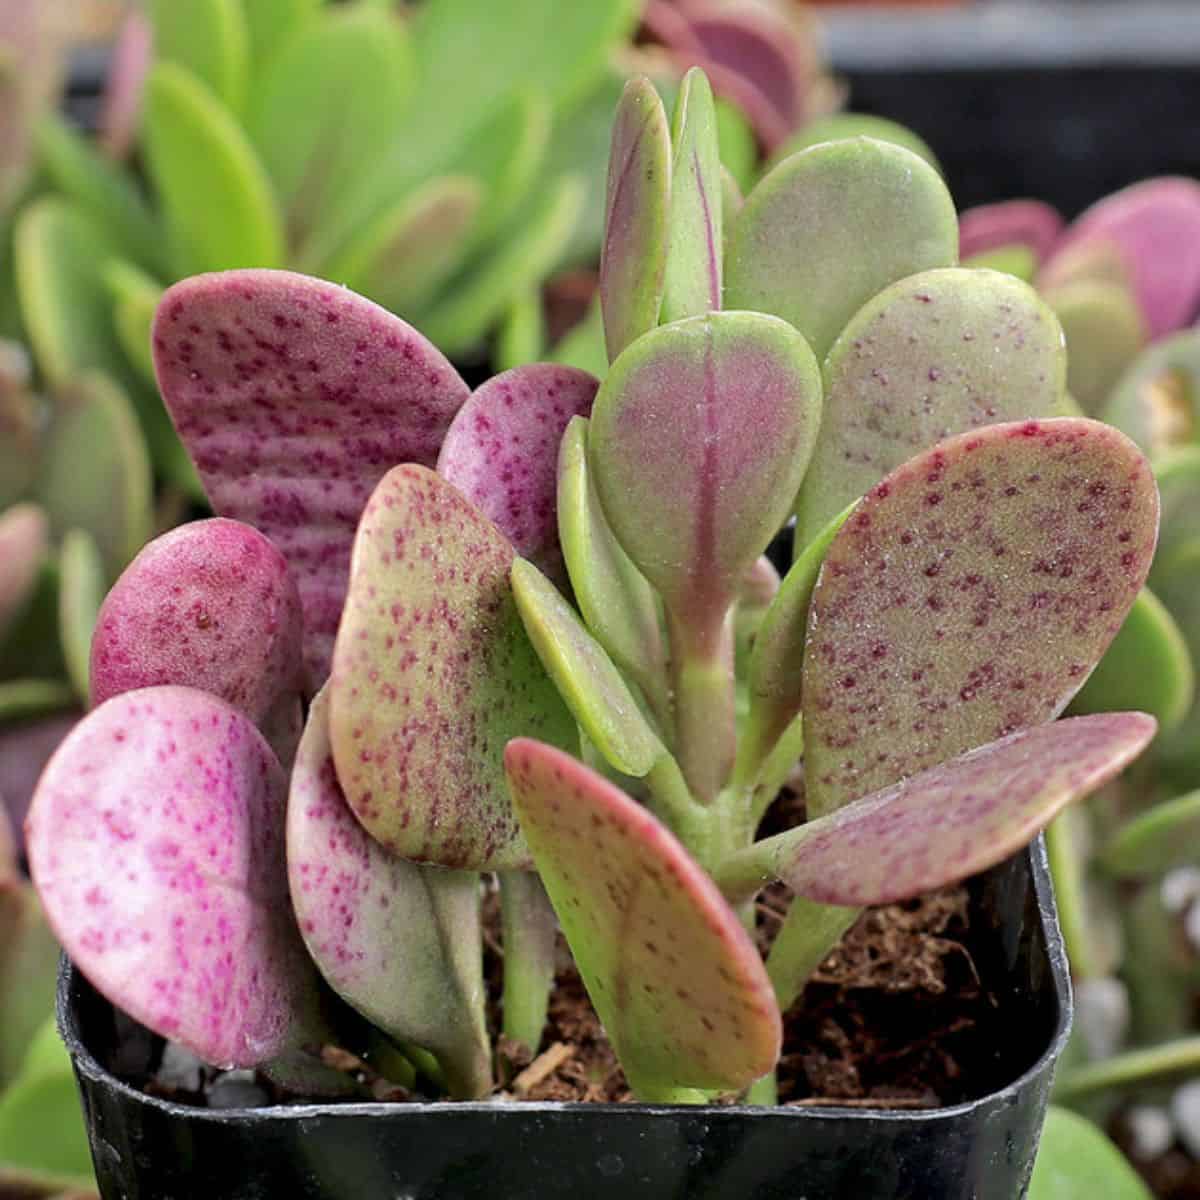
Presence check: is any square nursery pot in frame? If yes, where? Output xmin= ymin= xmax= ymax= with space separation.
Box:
xmin=59 ymin=838 xmax=1072 ymax=1200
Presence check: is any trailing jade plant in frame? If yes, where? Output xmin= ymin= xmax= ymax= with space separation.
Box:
xmin=25 ymin=71 xmax=1162 ymax=1108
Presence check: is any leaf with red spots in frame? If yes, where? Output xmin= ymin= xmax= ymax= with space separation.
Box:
xmin=90 ymin=518 xmax=305 ymax=762
xmin=801 ymin=418 xmax=1159 ymax=817
xmin=725 ymin=138 xmax=958 ymax=360
xmin=958 ymin=199 xmax=1064 ymax=265
xmin=721 ymin=714 xmax=1155 ymax=908
xmin=26 ymin=686 xmax=312 ymax=1069
xmin=287 ymin=688 xmax=491 ymax=1098
xmin=794 ymin=267 xmax=1069 ymax=547
xmin=504 ymin=738 xmax=781 ymax=1100
xmin=599 ymin=77 xmax=671 ymax=363
xmin=588 ymin=311 xmax=821 ymax=650
xmin=153 ymin=268 xmax=470 ymax=690
xmin=437 ymin=363 xmax=597 ymax=579
xmin=329 ymin=465 xmax=574 ymax=872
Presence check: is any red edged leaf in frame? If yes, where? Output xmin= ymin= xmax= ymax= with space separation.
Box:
xmin=958 ymin=199 xmax=1064 ymax=264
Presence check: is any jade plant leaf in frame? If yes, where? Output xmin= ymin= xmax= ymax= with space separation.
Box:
xmin=775 ymin=113 xmax=940 ymax=173
xmin=739 ymin=713 xmax=1155 ymax=907
xmin=505 ymin=737 xmax=781 ymax=1099
xmin=0 ymin=503 xmax=46 ymax=640
xmin=794 ymin=266 xmax=1069 ymax=547
xmin=802 ymin=418 xmax=1159 ymax=817
xmin=0 ymin=345 xmax=38 ymax=510
xmin=958 ymin=199 xmax=1064 ymax=264
xmin=557 ymin=416 xmax=668 ymax=715
xmin=1046 ymin=177 xmax=1200 ymax=339
xmin=1154 ymin=447 xmax=1200 ymax=567
xmin=0 ymin=681 xmax=75 ymax=725
xmin=1029 ymin=1107 xmax=1153 ymax=1200
xmin=0 ymin=880 xmax=59 ymax=1086
xmin=26 ymin=686 xmax=310 ymax=1068
xmin=287 ymin=688 xmax=491 ymax=1098
xmin=153 ymin=268 xmax=470 ymax=688
xmin=1154 ymin=544 xmax=1200 ymax=778
xmin=1101 ymin=788 xmax=1200 ymax=878
xmin=144 ymin=62 xmax=284 ymax=276
xmin=1102 ymin=329 xmax=1200 ymax=455
xmin=89 ymin=519 xmax=305 ymax=762
xmin=589 ymin=311 xmax=821 ymax=647
xmin=102 ymin=259 xmax=164 ymax=385
xmin=599 ymin=77 xmax=671 ymax=362
xmin=725 ymin=138 xmax=958 ymax=360
xmin=148 ymin=0 xmax=250 ymax=115
xmin=57 ymin=529 xmax=105 ymax=702
xmin=437 ymin=364 xmax=597 ymax=577
xmin=329 ymin=465 xmax=574 ymax=871
xmin=1069 ymin=587 xmax=1194 ymax=733
xmin=662 ymin=67 xmax=722 ymax=324
xmin=962 ymin=243 xmax=1038 ymax=282
xmin=243 ymin=0 xmax=320 ymax=70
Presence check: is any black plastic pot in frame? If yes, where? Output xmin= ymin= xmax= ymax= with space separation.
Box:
xmin=60 ymin=839 xmax=1071 ymax=1200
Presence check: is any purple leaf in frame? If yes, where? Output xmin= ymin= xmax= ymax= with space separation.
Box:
xmin=153 ymin=268 xmax=470 ymax=690
xmin=505 ymin=737 xmax=780 ymax=1099
xmin=802 ymin=418 xmax=1159 ymax=817
xmin=287 ymin=687 xmax=492 ymax=1098
xmin=436 ymin=363 xmax=597 ymax=578
xmin=958 ymin=199 xmax=1064 ymax=264
xmin=328 ymin=465 xmax=574 ymax=871
xmin=26 ymin=686 xmax=309 ymax=1068
xmin=90 ymin=518 xmax=305 ymax=762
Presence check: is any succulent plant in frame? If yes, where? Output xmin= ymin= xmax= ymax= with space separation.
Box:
xmin=26 ymin=71 xmax=1160 ymax=1110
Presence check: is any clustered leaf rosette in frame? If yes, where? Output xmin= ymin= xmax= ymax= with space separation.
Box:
xmin=26 ymin=71 xmax=1162 ymax=1106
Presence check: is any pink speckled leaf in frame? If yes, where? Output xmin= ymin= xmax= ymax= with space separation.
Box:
xmin=588 ymin=311 xmax=821 ymax=648
xmin=1044 ymin=178 xmax=1200 ymax=339
xmin=958 ymin=199 xmax=1064 ymax=264
xmin=0 ymin=503 xmax=47 ymax=640
xmin=794 ymin=267 xmax=1069 ymax=547
xmin=152 ymin=268 xmax=470 ymax=690
xmin=89 ymin=518 xmax=304 ymax=762
xmin=768 ymin=714 xmax=1155 ymax=907
xmin=287 ymin=688 xmax=491 ymax=1098
xmin=436 ymin=364 xmax=597 ymax=579
xmin=599 ymin=76 xmax=671 ymax=363
xmin=802 ymin=418 xmax=1159 ymax=818
xmin=504 ymin=738 xmax=780 ymax=1099
xmin=329 ymin=465 xmax=574 ymax=872
xmin=26 ymin=686 xmax=309 ymax=1068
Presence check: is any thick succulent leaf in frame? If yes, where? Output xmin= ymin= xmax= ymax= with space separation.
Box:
xmin=496 ymin=287 xmax=546 ymax=373
xmin=802 ymin=418 xmax=1159 ymax=817
xmin=329 ymin=465 xmax=574 ymax=871
xmin=0 ymin=884 xmax=60 ymax=1086
xmin=775 ymin=113 xmax=940 ymax=173
xmin=0 ymin=682 xmax=75 ymax=724
xmin=1155 ymin=448 xmax=1200 ymax=568
xmin=34 ymin=114 xmax=164 ymax=275
xmin=35 ymin=371 xmax=153 ymax=579
xmin=0 ymin=353 xmax=38 ymax=510
xmin=144 ymin=62 xmax=284 ymax=277
xmin=1046 ymin=278 xmax=1145 ymax=417
xmin=725 ymin=138 xmax=958 ymax=360
xmin=26 ymin=686 xmax=308 ymax=1068
xmin=152 ymin=268 xmax=470 ymax=688
xmin=511 ymin=558 xmax=664 ymax=778
xmin=1046 ymin=177 xmax=1200 ymax=339
xmin=589 ymin=311 xmax=821 ymax=643
xmin=958 ymin=199 xmax=1064 ymax=264
xmin=794 ymin=267 xmax=1068 ymax=547
xmin=962 ymin=243 xmax=1038 ymax=282
xmin=0 ymin=503 xmax=47 ymax=641
xmin=505 ymin=738 xmax=781 ymax=1097
xmin=1029 ymin=1108 xmax=1153 ymax=1200
xmin=57 ymin=530 xmax=105 ymax=701
xmin=99 ymin=259 xmax=162 ymax=385
xmin=99 ymin=8 xmax=152 ymax=161
xmin=248 ymin=7 xmax=413 ymax=257
xmin=89 ymin=519 xmax=305 ymax=764
xmin=437 ymin=364 xmax=597 ymax=575
xmin=325 ymin=177 xmax=481 ymax=317
xmin=420 ymin=175 xmax=583 ymax=357
xmin=1155 ymin=544 xmax=1200 ymax=778
xmin=599 ymin=77 xmax=671 ymax=363
xmin=243 ymin=0 xmax=320 ymax=68
xmin=662 ymin=68 xmax=722 ymax=324
xmin=557 ymin=416 xmax=667 ymax=709
xmin=1070 ymin=587 xmax=1194 ymax=733
xmin=148 ymin=0 xmax=250 ymax=115
xmin=752 ymin=714 xmax=1155 ymax=907
xmin=287 ymin=688 xmax=491 ymax=1098
xmin=1101 ymin=329 xmax=1200 ymax=455
xmin=1101 ymin=788 xmax=1200 ymax=878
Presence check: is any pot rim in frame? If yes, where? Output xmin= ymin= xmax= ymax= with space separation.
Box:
xmin=57 ymin=838 xmax=1072 ymax=1126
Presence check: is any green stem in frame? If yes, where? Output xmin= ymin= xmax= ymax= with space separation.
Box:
xmin=500 ymin=871 xmax=558 ymax=1053
xmin=1045 ymin=810 xmax=1101 ymax=980
xmin=1055 ymin=1037 xmax=1200 ymax=1101
xmin=748 ymin=712 xmax=805 ymax=830
xmin=744 ymin=1072 xmax=778 ymax=1106
xmin=767 ymin=894 xmax=861 ymax=1015
xmin=626 ymin=1077 xmax=711 ymax=1104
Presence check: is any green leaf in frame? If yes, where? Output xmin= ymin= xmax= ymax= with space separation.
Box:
xmin=0 ymin=503 xmax=46 ymax=643
xmin=0 ymin=680 xmax=75 ymax=723
xmin=0 ymin=886 xmax=61 ymax=1088
xmin=57 ymin=529 xmax=105 ymax=701
xmin=714 ymin=97 xmax=756 ymax=195
xmin=962 ymin=242 xmax=1038 ymax=281
xmin=1029 ymin=1108 xmax=1151 ymax=1200
xmin=1153 ymin=445 xmax=1200 ymax=569
xmin=148 ymin=0 xmax=250 ymax=115
xmin=1101 ymin=328 xmax=1200 ymax=455
xmin=144 ymin=62 xmax=284 ymax=276
xmin=0 ymin=1067 xmax=95 ymax=1193
xmin=1102 ymin=788 xmax=1200 ymax=877
xmin=773 ymin=113 xmax=941 ymax=174
xmin=495 ymin=287 xmax=546 ymax=372
xmin=242 ymin=0 xmax=320 ymax=69
xmin=726 ymin=138 xmax=958 ymax=360
xmin=101 ymin=258 xmax=161 ymax=383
